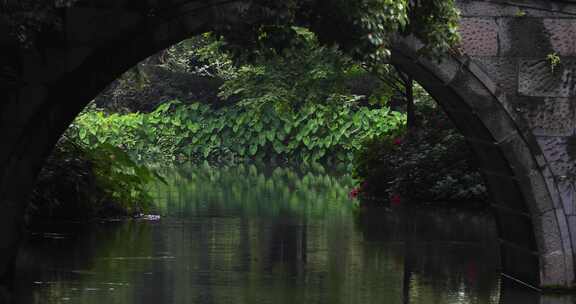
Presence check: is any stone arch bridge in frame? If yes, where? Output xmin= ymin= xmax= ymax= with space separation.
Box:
xmin=0 ymin=0 xmax=575 ymax=291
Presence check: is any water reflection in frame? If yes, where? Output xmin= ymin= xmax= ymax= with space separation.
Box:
xmin=149 ymin=163 xmax=357 ymax=219
xmin=12 ymin=164 xmax=572 ymax=303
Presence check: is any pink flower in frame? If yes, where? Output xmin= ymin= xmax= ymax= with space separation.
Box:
xmin=390 ymin=194 xmax=402 ymax=206
xmin=393 ymin=138 xmax=402 ymax=146
xmin=349 ymin=187 xmax=360 ymax=199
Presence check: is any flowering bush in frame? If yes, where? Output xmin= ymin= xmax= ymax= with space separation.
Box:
xmin=353 ymin=104 xmax=487 ymax=204
xmin=349 ymin=187 xmax=361 ymax=199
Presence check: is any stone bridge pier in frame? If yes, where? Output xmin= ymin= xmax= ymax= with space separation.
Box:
xmin=0 ymin=0 xmax=575 ymax=292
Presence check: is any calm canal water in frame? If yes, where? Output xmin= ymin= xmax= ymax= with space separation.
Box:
xmin=13 ymin=164 xmax=571 ymax=303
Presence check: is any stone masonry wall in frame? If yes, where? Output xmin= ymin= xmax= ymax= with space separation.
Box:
xmin=458 ymin=0 xmax=576 ymax=287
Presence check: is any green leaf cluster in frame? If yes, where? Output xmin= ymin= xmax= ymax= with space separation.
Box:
xmin=217 ymin=28 xmax=356 ymax=111
xmin=217 ymin=0 xmax=460 ymax=64
xmin=30 ymin=136 xmax=164 ymax=218
xmin=69 ymin=100 xmax=406 ymax=165
xmin=86 ymin=143 xmax=164 ymax=214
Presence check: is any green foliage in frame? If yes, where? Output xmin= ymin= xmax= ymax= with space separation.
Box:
xmin=515 ymin=9 xmax=527 ymax=18
xmin=218 ymin=0 xmax=460 ymax=64
xmin=6 ymin=0 xmax=460 ymax=63
xmin=79 ymin=30 xmax=406 ymax=168
xmin=405 ymin=0 xmax=461 ymax=56
xmin=86 ymin=142 xmax=164 ymax=214
xmin=547 ymin=52 xmax=561 ymax=73
xmin=218 ymin=29 xmax=358 ymax=110
xmin=353 ymin=102 xmax=487 ymax=204
xmin=30 ymin=135 xmax=163 ymax=219
xmin=70 ymin=100 xmax=405 ymax=165
xmin=166 ymin=33 xmax=237 ymax=79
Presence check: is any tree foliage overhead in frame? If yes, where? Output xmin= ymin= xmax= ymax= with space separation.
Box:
xmin=217 ymin=0 xmax=460 ymax=61
xmin=3 ymin=0 xmax=460 ymax=59
xmin=217 ymin=28 xmax=357 ymax=111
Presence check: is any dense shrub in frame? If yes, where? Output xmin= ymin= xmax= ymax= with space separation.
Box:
xmin=29 ymin=136 xmax=163 ymax=219
xmin=70 ymin=100 xmax=406 ymax=165
xmin=353 ymin=104 xmax=487 ymax=204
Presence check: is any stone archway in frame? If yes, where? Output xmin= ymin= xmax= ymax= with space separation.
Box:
xmin=1 ymin=0 xmax=575 ymax=291
xmin=391 ymin=36 xmax=572 ymax=289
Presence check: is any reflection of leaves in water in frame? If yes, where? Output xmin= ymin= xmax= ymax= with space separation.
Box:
xmin=149 ymin=163 xmax=357 ymax=218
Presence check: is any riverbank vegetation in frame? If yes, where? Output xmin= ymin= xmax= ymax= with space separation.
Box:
xmin=70 ymin=100 xmax=405 ymax=165
xmin=77 ymin=31 xmax=407 ymax=165
xmin=27 ymin=1 xmax=480 ymax=220
xmin=352 ymin=101 xmax=488 ymax=205
xmin=28 ymin=136 xmax=163 ymax=220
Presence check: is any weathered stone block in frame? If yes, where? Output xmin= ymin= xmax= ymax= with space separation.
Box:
xmin=458 ymin=0 xmax=576 ymax=18
xmin=464 ymin=57 xmax=501 ymax=97
xmin=544 ymin=19 xmax=576 ymax=56
xmin=427 ymin=86 xmax=471 ymax=113
xmin=417 ymin=54 xmax=464 ymax=85
xmin=459 ymin=1 xmax=523 ymax=17
xmin=533 ymin=210 xmax=565 ymax=259
xmin=515 ymin=169 xmax=559 ymax=215
xmin=449 ymin=67 xmax=520 ymax=142
xmin=468 ymin=56 xmax=518 ymax=94
xmin=497 ymin=18 xmax=556 ymax=57
xmin=540 ymin=250 xmax=571 ymax=288
xmin=567 ymin=215 xmax=576 ymax=251
xmin=476 ymin=107 xmax=520 ymax=144
xmin=391 ymin=46 xmax=458 ymax=89
xmin=519 ymin=59 xmax=576 ymax=98
xmin=540 ymin=165 xmax=566 ymax=209
xmin=520 ymin=97 xmax=575 ymax=137
xmin=458 ymin=18 xmax=500 ymax=56
xmin=554 ymin=208 xmax=575 ymax=262
xmin=499 ymin=133 xmax=539 ymax=177
xmin=558 ymin=181 xmax=576 ymax=215
xmin=536 ymin=136 xmax=576 ymax=178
